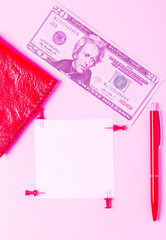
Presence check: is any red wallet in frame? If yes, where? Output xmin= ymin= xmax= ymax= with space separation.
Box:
xmin=0 ymin=37 xmax=57 ymax=157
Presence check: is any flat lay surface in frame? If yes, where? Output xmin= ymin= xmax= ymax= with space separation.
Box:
xmin=0 ymin=0 xmax=166 ymax=239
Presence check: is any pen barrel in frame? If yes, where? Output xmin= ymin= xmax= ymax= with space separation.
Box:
xmin=150 ymin=176 xmax=158 ymax=221
xmin=150 ymin=111 xmax=159 ymax=176
xmin=150 ymin=109 xmax=160 ymax=221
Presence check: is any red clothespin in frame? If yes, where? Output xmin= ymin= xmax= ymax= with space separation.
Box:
xmin=113 ymin=125 xmax=127 ymax=131
xmin=25 ymin=190 xmax=38 ymax=196
xmin=104 ymin=197 xmax=112 ymax=208
xmin=37 ymin=108 xmax=45 ymax=119
xmin=37 ymin=108 xmax=44 ymax=127
xmin=104 ymin=189 xmax=112 ymax=208
xmin=105 ymin=125 xmax=127 ymax=131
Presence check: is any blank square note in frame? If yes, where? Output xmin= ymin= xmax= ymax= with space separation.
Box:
xmin=35 ymin=119 xmax=114 ymax=198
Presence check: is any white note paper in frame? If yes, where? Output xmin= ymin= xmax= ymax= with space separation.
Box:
xmin=35 ymin=119 xmax=114 ymax=198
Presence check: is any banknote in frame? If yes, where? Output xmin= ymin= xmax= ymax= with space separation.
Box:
xmin=26 ymin=2 xmax=163 ymax=123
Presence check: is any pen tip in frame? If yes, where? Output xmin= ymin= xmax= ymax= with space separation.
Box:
xmin=153 ymin=216 xmax=157 ymax=221
xmin=152 ymin=211 xmax=158 ymax=221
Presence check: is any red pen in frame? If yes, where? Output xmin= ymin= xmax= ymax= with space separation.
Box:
xmin=150 ymin=103 xmax=160 ymax=221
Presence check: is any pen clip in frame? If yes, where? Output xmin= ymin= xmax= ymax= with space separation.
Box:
xmin=151 ymin=103 xmax=161 ymax=148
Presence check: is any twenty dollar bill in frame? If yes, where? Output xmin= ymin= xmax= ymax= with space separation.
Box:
xmin=26 ymin=2 xmax=163 ymax=123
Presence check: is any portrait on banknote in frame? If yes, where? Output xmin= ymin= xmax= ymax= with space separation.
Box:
xmin=52 ymin=34 xmax=106 ymax=86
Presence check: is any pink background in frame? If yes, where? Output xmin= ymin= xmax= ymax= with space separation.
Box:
xmin=0 ymin=0 xmax=166 ymax=239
